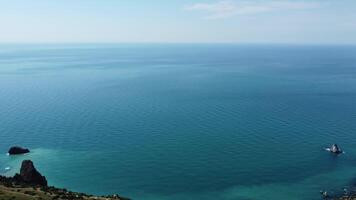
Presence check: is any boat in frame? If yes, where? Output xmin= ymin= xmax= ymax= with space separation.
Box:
xmin=325 ymin=144 xmax=343 ymax=154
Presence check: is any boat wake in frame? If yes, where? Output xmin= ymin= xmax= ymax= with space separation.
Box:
xmin=324 ymin=148 xmax=345 ymax=154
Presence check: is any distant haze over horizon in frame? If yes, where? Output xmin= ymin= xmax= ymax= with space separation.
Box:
xmin=1 ymin=0 xmax=356 ymax=44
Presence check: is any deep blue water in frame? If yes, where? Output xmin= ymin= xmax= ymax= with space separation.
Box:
xmin=0 ymin=44 xmax=356 ymax=200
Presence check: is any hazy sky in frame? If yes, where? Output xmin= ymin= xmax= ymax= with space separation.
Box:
xmin=1 ymin=0 xmax=356 ymax=44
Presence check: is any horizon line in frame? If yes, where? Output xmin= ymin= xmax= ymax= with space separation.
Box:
xmin=0 ymin=42 xmax=356 ymax=46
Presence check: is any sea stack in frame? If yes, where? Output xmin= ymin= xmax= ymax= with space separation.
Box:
xmin=8 ymin=146 xmax=30 ymax=155
xmin=14 ymin=160 xmax=47 ymax=186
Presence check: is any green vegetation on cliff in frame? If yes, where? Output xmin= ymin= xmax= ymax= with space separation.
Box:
xmin=0 ymin=160 xmax=129 ymax=200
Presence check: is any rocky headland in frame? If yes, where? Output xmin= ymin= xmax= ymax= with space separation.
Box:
xmin=0 ymin=160 xmax=129 ymax=200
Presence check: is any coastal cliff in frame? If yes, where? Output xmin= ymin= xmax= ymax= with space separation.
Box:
xmin=0 ymin=160 xmax=129 ymax=200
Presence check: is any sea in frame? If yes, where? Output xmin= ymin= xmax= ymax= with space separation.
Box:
xmin=0 ymin=44 xmax=355 ymax=200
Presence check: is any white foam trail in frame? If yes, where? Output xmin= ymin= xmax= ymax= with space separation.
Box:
xmin=324 ymin=148 xmax=345 ymax=154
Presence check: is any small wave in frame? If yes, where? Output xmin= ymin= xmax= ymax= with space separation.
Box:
xmin=5 ymin=167 xmax=11 ymax=171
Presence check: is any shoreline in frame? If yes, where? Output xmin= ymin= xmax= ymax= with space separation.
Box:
xmin=0 ymin=159 xmax=130 ymax=200
xmin=0 ymin=175 xmax=130 ymax=200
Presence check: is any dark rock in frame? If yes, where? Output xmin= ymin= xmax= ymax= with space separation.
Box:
xmin=15 ymin=160 xmax=47 ymax=186
xmin=8 ymin=146 xmax=30 ymax=155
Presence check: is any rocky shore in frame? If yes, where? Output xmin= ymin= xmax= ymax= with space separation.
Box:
xmin=338 ymin=195 xmax=356 ymax=200
xmin=336 ymin=187 xmax=356 ymax=200
xmin=0 ymin=160 xmax=130 ymax=200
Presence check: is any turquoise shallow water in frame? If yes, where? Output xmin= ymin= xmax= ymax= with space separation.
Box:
xmin=0 ymin=44 xmax=356 ymax=200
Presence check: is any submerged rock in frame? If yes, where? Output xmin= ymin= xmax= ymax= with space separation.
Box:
xmin=8 ymin=146 xmax=30 ymax=155
xmin=14 ymin=160 xmax=47 ymax=186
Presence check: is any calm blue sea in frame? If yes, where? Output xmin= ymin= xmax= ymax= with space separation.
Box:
xmin=0 ymin=44 xmax=356 ymax=200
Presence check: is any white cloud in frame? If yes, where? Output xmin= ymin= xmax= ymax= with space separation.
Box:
xmin=184 ymin=0 xmax=319 ymax=19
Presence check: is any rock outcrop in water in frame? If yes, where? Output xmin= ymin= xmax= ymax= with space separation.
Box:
xmin=13 ymin=160 xmax=47 ymax=186
xmin=8 ymin=146 xmax=30 ymax=155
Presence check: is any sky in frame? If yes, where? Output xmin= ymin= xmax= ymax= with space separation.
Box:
xmin=0 ymin=0 xmax=356 ymax=44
